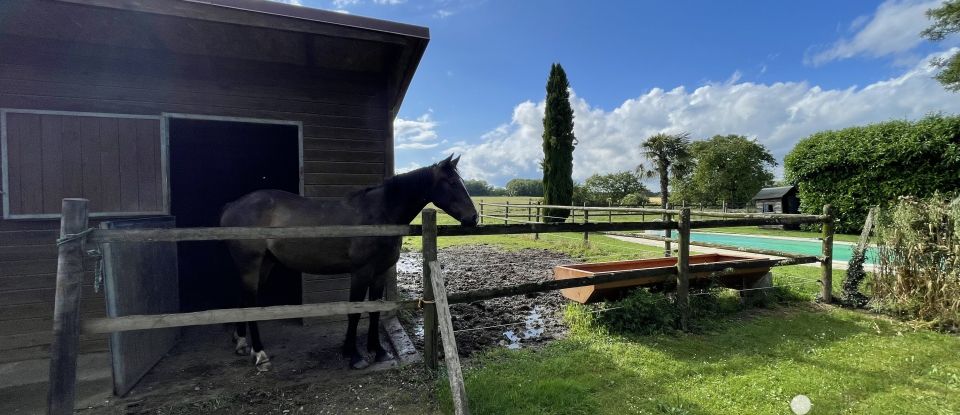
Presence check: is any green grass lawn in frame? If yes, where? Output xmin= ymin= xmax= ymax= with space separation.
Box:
xmin=444 ymin=306 xmax=960 ymax=414
xmin=414 ymin=226 xmax=957 ymax=414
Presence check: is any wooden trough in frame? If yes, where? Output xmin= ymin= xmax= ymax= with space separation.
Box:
xmin=553 ymin=253 xmax=774 ymax=304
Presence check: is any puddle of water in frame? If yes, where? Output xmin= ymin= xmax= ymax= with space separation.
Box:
xmin=502 ymin=306 xmax=546 ymax=350
xmin=413 ymin=316 xmax=424 ymax=340
xmin=396 ymin=253 xmax=422 ymax=274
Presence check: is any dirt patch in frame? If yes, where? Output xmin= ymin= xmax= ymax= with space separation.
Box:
xmin=396 ymin=244 xmax=575 ymax=356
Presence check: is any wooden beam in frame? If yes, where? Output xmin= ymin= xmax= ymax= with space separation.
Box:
xmin=821 ymin=204 xmax=836 ymax=303
xmin=676 ymin=208 xmax=691 ymax=331
xmin=47 ymin=199 xmax=89 ymax=415
xmin=479 ymin=202 xmax=679 ymax=215
xmin=421 ymin=209 xmax=439 ymax=372
xmin=88 ymin=225 xmax=416 ymax=243
xmin=436 ymin=221 xmax=678 ymax=236
xmin=690 ymin=217 xmax=825 ymax=228
xmin=81 ymin=300 xmax=415 ymax=334
xmin=428 ymin=261 xmax=470 ymax=415
xmin=692 ymin=211 xmax=827 ymax=220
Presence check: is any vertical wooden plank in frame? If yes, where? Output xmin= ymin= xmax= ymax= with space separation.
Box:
xmin=676 ymin=207 xmax=690 ymax=331
xmin=117 ymin=119 xmax=140 ymax=212
xmin=663 ymin=206 xmax=672 ymax=257
xmin=821 ymin=204 xmax=835 ymax=303
xmin=428 ymin=261 xmax=470 ymax=415
xmin=41 ymin=115 xmax=64 ymax=214
xmin=99 ymin=118 xmax=121 ymax=211
xmin=583 ymin=202 xmax=589 ymax=242
xmin=18 ymin=114 xmax=44 ymax=215
xmin=60 ymin=117 xmax=83 ymax=200
xmin=79 ymin=117 xmax=102 ymax=212
xmin=478 ymin=201 xmax=483 ymax=225
xmin=421 ymin=209 xmax=438 ymax=372
xmin=534 ymin=201 xmax=540 ymax=240
xmin=504 ymin=201 xmax=509 ymax=224
xmin=5 ymin=113 xmax=26 ymax=215
xmin=135 ymin=119 xmax=161 ymax=211
xmin=46 ymin=198 xmax=89 ymax=415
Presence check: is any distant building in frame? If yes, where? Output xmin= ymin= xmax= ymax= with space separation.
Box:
xmin=752 ymin=186 xmax=800 ymax=229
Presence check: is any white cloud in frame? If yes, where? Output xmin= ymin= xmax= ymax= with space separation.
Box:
xmin=806 ymin=0 xmax=940 ymax=66
xmin=269 ymin=0 xmax=303 ymax=5
xmin=448 ymin=49 xmax=960 ymax=184
xmin=395 ymin=112 xmax=443 ymax=150
xmin=434 ymin=9 xmax=454 ymax=18
xmin=332 ymin=0 xmax=360 ymax=8
xmin=373 ymin=0 xmax=406 ymax=4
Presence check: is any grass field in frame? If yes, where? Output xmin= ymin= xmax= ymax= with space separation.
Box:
xmin=413 ymin=206 xmax=958 ymax=414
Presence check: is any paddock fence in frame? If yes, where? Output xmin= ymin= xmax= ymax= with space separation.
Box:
xmin=45 ymin=198 xmax=834 ymax=415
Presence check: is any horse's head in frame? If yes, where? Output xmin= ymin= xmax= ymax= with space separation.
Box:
xmin=430 ymin=155 xmax=478 ymax=226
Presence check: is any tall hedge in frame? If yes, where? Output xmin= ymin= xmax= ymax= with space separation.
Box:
xmin=784 ymin=114 xmax=960 ymax=233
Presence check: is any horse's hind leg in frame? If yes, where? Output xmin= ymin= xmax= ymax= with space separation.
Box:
xmin=343 ymin=275 xmax=370 ymax=369
xmin=246 ymin=255 xmax=275 ymax=371
xmin=366 ymin=275 xmax=391 ymax=362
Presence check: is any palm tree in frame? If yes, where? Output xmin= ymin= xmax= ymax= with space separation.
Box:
xmin=640 ymin=132 xmax=692 ymax=256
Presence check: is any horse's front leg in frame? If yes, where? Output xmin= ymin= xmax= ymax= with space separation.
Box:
xmin=343 ymin=274 xmax=370 ymax=369
xmin=366 ymin=275 xmax=391 ymax=362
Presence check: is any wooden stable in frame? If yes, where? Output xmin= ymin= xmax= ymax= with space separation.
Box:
xmin=0 ymin=0 xmax=427 ymax=387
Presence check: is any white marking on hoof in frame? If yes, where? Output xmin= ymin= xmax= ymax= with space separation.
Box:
xmin=254 ymin=350 xmax=271 ymax=372
xmin=234 ymin=337 xmax=249 ymax=355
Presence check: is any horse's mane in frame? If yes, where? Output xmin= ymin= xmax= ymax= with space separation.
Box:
xmin=350 ymin=163 xmax=438 ymax=199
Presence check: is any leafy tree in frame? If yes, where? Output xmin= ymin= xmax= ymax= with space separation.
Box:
xmin=541 ymin=63 xmax=577 ymax=222
xmin=579 ymin=171 xmax=649 ymax=205
xmin=463 ymin=179 xmax=494 ymax=196
xmin=785 ymin=114 xmax=960 ymax=233
xmin=672 ymin=135 xmax=776 ymax=207
xmin=640 ymin=133 xmax=692 ymax=210
xmin=505 ymin=178 xmax=544 ymax=197
xmin=923 ymin=1 xmax=960 ymax=91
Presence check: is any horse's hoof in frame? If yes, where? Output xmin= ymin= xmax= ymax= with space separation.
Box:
xmin=253 ymin=350 xmax=271 ymax=372
xmin=234 ymin=337 xmax=250 ymax=356
xmin=350 ymin=359 xmax=370 ymax=370
xmin=373 ymin=349 xmax=392 ymax=363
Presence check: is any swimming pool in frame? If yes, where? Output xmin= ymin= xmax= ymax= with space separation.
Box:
xmin=685 ymin=232 xmax=877 ymax=265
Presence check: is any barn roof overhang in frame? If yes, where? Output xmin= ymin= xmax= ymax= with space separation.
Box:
xmin=751 ymin=186 xmax=796 ymax=201
xmin=48 ymin=0 xmax=429 ymax=115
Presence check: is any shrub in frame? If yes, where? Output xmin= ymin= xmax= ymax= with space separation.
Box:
xmin=871 ymin=195 xmax=960 ymax=330
xmin=591 ymin=287 xmax=743 ymax=335
xmin=784 ymin=114 xmax=960 ymax=233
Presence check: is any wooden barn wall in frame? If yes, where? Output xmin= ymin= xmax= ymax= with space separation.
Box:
xmin=0 ymin=3 xmax=394 ymax=361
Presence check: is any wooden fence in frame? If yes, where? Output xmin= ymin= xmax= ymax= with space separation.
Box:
xmin=45 ymin=198 xmax=833 ymax=415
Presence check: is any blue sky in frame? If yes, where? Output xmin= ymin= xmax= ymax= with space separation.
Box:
xmin=277 ymin=0 xmax=960 ymax=186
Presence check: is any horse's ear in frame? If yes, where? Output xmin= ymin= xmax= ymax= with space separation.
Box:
xmin=451 ymin=155 xmax=461 ymax=167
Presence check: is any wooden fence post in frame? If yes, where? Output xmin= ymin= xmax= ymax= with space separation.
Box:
xmin=428 ymin=262 xmax=471 ymax=415
xmin=534 ymin=202 xmax=540 ymax=240
xmin=821 ymin=204 xmax=835 ymax=303
xmin=421 ymin=209 xmax=439 ymax=372
xmin=504 ymin=201 xmax=510 ymax=224
xmin=663 ymin=202 xmax=672 ymax=257
xmin=478 ymin=201 xmax=483 ymax=225
xmin=47 ymin=198 xmax=90 ymax=415
xmin=608 ymin=200 xmax=613 ymax=223
xmin=583 ymin=204 xmax=589 ymax=243
xmin=676 ymin=207 xmax=691 ymax=331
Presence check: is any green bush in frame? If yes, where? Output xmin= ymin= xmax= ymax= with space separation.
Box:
xmin=590 ymin=288 xmax=745 ymax=335
xmin=871 ymin=195 xmax=960 ymax=330
xmin=784 ymin=114 xmax=960 ymax=233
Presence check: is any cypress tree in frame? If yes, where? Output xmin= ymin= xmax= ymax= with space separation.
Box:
xmin=541 ymin=63 xmax=577 ymax=222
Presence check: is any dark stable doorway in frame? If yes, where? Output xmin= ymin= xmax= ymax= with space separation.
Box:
xmin=168 ymin=118 xmax=301 ymax=312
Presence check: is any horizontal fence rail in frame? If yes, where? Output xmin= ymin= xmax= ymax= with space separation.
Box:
xmin=82 ymin=300 xmax=417 ymax=334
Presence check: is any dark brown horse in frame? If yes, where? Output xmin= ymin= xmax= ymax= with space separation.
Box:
xmin=220 ymin=155 xmax=477 ymax=370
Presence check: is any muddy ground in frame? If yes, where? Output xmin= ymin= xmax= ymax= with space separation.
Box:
xmin=396 ymin=245 xmax=575 ymax=356
xmin=84 ymin=245 xmax=577 ymax=414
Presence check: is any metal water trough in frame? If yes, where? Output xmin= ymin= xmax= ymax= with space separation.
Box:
xmin=553 ymin=253 xmax=774 ymax=304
